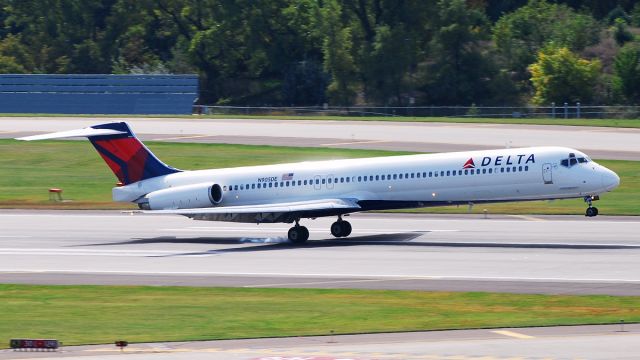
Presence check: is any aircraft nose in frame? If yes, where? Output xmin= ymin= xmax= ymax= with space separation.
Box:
xmin=601 ymin=168 xmax=620 ymax=191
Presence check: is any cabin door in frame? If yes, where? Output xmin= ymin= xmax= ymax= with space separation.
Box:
xmin=542 ymin=163 xmax=553 ymax=184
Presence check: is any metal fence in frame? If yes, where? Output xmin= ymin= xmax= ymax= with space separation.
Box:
xmin=194 ymin=104 xmax=640 ymax=119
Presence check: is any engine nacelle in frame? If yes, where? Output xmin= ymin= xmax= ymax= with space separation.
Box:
xmin=140 ymin=183 xmax=223 ymax=210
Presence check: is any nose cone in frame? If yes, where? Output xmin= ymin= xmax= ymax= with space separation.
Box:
xmin=602 ymin=168 xmax=620 ymax=191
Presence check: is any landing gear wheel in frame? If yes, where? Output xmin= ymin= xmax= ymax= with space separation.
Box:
xmin=330 ymin=220 xmax=352 ymax=238
xmin=341 ymin=221 xmax=352 ymax=237
xmin=585 ymin=207 xmax=598 ymax=217
xmin=288 ymin=225 xmax=309 ymax=244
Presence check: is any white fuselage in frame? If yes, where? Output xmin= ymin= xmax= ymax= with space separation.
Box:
xmin=114 ymin=146 xmax=620 ymax=214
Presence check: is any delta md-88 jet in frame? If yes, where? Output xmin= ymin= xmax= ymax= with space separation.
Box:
xmin=18 ymin=122 xmax=620 ymax=244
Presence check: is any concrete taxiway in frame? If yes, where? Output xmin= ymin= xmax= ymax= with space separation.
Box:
xmin=1 ymin=210 xmax=639 ymax=295
xmin=2 ymin=117 xmax=639 ymax=160
xmin=1 ymin=324 xmax=639 ymax=360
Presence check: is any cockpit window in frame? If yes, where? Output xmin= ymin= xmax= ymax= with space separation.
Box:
xmin=560 ymin=153 xmax=589 ymax=168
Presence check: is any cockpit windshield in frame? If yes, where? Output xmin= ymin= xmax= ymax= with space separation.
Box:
xmin=560 ymin=152 xmax=589 ymax=168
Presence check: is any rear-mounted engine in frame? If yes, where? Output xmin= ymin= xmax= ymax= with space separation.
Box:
xmin=138 ymin=183 xmax=223 ymax=210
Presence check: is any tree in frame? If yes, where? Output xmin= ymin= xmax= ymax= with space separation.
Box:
xmin=529 ymin=47 xmax=601 ymax=104
xmin=613 ymin=44 xmax=640 ymax=104
xmin=493 ymin=0 xmax=600 ymax=74
xmin=321 ymin=0 xmax=357 ymax=105
xmin=423 ymin=0 xmax=500 ymax=105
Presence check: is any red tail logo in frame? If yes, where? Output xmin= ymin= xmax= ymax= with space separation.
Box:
xmin=463 ymin=158 xmax=475 ymax=169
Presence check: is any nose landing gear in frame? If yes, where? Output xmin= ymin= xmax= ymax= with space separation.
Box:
xmin=288 ymin=219 xmax=309 ymax=244
xmin=330 ymin=216 xmax=352 ymax=238
xmin=584 ymin=196 xmax=599 ymax=217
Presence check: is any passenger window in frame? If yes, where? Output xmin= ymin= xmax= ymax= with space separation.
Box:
xmin=252 ymin=184 xmax=256 ymax=189
xmin=316 ymin=179 xmax=320 ymax=185
xmin=346 ymin=177 xmax=350 ymax=183
xmin=452 ymin=171 xmax=456 ymax=176
xmin=470 ymin=169 xmax=474 ymax=175
xmin=506 ymin=167 xmax=510 ymax=173
xmin=223 ymin=186 xmax=228 ymax=191
xmin=500 ymin=168 xmax=505 ymax=173
xmin=275 ymin=182 xmax=278 ymax=187
xmin=369 ymin=176 xmax=373 ymax=181
xmin=399 ymin=174 xmax=403 ymax=179
xmin=328 ymin=178 xmax=332 ymax=184
xmin=489 ymin=168 xmax=493 ymax=174
xmin=525 ymin=166 xmax=529 ymax=171
xmin=464 ymin=170 xmax=468 ymax=175
xmin=518 ymin=166 xmax=522 ymax=172
xmin=335 ymin=178 xmax=338 ymax=183
xmin=429 ymin=172 xmax=433 ymax=177
xmin=375 ymin=175 xmax=380 ymax=181
xmin=322 ymin=179 xmax=326 ymax=184
xmin=416 ymin=173 xmax=421 ymax=178
xmin=280 ymin=182 xmax=284 ymax=187
xmin=286 ymin=181 xmax=290 ymax=187
xmin=405 ymin=173 xmax=409 ymax=178
xmin=303 ymin=180 xmax=307 ymax=185
xmin=411 ymin=173 xmax=415 ymax=178
xmin=357 ymin=176 xmax=362 ymax=182
xmin=341 ymin=177 xmax=344 ymax=183
xmin=393 ymin=174 xmax=397 ymax=180
xmin=363 ymin=176 xmax=367 ymax=182
xmin=240 ymin=185 xmax=244 ymax=190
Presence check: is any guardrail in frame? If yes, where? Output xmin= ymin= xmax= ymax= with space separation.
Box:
xmin=193 ymin=104 xmax=640 ymax=119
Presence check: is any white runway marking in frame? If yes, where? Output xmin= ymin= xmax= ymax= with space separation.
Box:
xmin=492 ymin=330 xmax=535 ymax=339
xmin=151 ymin=135 xmax=213 ymax=141
xmin=320 ymin=140 xmax=389 ymax=146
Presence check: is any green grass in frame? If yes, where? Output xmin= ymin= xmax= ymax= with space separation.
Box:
xmin=3 ymin=113 xmax=640 ymax=128
xmin=0 ymin=139 xmax=638 ymax=215
xmin=1 ymin=284 xmax=639 ymax=346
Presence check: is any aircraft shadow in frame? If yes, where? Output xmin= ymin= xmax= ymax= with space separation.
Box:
xmin=69 ymin=231 xmax=640 ymax=257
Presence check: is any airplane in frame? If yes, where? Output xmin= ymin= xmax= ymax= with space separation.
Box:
xmin=17 ymin=122 xmax=620 ymax=244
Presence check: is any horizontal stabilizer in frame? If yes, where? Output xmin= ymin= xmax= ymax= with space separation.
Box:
xmin=16 ymin=128 xmax=127 ymax=141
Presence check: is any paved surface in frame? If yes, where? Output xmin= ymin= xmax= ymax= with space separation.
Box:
xmin=1 ymin=210 xmax=639 ymax=295
xmin=1 ymin=324 xmax=639 ymax=360
xmin=2 ymin=117 xmax=639 ymax=160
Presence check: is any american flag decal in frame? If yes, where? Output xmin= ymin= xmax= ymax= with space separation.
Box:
xmin=281 ymin=172 xmax=294 ymax=180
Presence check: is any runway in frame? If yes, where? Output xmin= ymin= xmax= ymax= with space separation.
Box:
xmin=1 ymin=324 xmax=639 ymax=360
xmin=2 ymin=117 xmax=639 ymax=160
xmin=1 ymin=210 xmax=639 ymax=295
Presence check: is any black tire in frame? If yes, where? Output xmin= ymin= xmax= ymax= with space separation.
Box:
xmin=592 ymin=207 xmax=599 ymax=216
xmin=299 ymin=226 xmax=309 ymax=241
xmin=288 ymin=226 xmax=309 ymax=244
xmin=341 ymin=221 xmax=352 ymax=237
xmin=585 ymin=207 xmax=597 ymax=217
xmin=330 ymin=221 xmax=343 ymax=237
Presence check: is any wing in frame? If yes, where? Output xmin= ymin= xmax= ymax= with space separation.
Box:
xmin=145 ymin=198 xmax=361 ymax=223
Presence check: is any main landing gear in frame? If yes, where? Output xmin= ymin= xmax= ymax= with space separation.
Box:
xmin=330 ymin=216 xmax=352 ymax=238
xmin=584 ymin=195 xmax=599 ymax=217
xmin=287 ymin=220 xmax=309 ymax=244
xmin=287 ymin=216 xmax=353 ymax=244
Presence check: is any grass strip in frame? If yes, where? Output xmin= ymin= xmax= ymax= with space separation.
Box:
xmin=0 ymin=140 xmax=638 ymax=215
xmin=1 ymin=284 xmax=639 ymax=346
